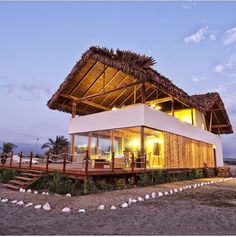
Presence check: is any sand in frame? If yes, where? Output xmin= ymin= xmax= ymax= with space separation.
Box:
xmin=1 ymin=178 xmax=236 ymax=235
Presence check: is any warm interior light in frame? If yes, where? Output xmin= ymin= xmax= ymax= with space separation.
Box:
xmin=112 ymin=107 xmax=117 ymax=111
xmin=155 ymin=105 xmax=161 ymax=110
xmin=132 ymin=139 xmax=140 ymax=147
xmin=151 ymin=104 xmax=156 ymax=108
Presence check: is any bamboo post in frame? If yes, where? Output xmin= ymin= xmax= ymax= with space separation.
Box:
xmin=144 ymin=154 xmax=147 ymax=171
xmin=10 ymin=152 xmax=13 ymax=168
xmin=46 ymin=153 xmax=49 ymax=172
xmin=19 ymin=152 xmax=23 ymax=169
xmin=85 ymin=150 xmax=89 ymax=175
xmin=112 ymin=152 xmax=115 ymax=172
xmin=29 ymin=151 xmax=33 ymax=169
xmin=63 ymin=149 xmax=67 ymax=174
xmin=131 ymin=153 xmax=135 ymax=171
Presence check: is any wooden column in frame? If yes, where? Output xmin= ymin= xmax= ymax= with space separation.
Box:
xmin=171 ymin=98 xmax=175 ymax=116
xmin=141 ymin=82 xmax=146 ymax=104
xmin=209 ymin=111 xmax=213 ymax=132
xmin=140 ymin=126 xmax=145 ymax=168
xmin=191 ymin=108 xmax=194 ymax=125
xmin=70 ymin=103 xmax=77 ymax=161
xmin=111 ymin=130 xmax=115 ymax=155
xmin=134 ymin=85 xmax=137 ymax=104
xmin=29 ymin=152 xmax=33 ymax=169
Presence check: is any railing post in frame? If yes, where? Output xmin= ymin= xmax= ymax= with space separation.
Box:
xmin=46 ymin=153 xmax=49 ymax=172
xmin=19 ymin=152 xmax=23 ymax=169
xmin=2 ymin=152 xmax=6 ymax=166
xmin=29 ymin=151 xmax=33 ymax=169
xmin=10 ymin=152 xmax=13 ymax=168
xmin=144 ymin=154 xmax=147 ymax=171
xmin=131 ymin=153 xmax=135 ymax=171
xmin=112 ymin=152 xmax=115 ymax=172
xmin=63 ymin=149 xmax=67 ymax=174
xmin=85 ymin=150 xmax=89 ymax=175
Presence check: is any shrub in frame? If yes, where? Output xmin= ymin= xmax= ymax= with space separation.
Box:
xmin=137 ymin=173 xmax=151 ymax=187
xmin=30 ymin=173 xmax=51 ymax=190
xmin=0 ymin=170 xmax=19 ymax=183
xmin=96 ymin=179 xmax=113 ymax=191
xmin=193 ymin=169 xmax=203 ymax=179
xmin=48 ymin=172 xmax=76 ymax=195
xmin=115 ymin=178 xmax=126 ymax=189
xmin=86 ymin=177 xmax=98 ymax=193
xmin=127 ymin=177 xmax=135 ymax=188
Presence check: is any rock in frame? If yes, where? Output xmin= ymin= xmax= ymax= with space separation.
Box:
xmin=145 ymin=194 xmax=150 ymax=200
xmin=34 ymin=191 xmax=38 ymax=194
xmin=169 ymin=190 xmax=173 ymax=194
xmin=27 ymin=189 xmax=32 ymax=193
xmin=66 ymin=193 xmax=72 ymax=197
xmin=16 ymin=201 xmax=24 ymax=206
xmin=164 ymin=191 xmax=169 ymax=195
xmin=42 ymin=192 xmax=46 ymax=195
xmin=128 ymin=198 xmax=132 ymax=205
xmin=110 ymin=205 xmax=116 ymax=210
xmin=138 ymin=197 xmax=144 ymax=201
xmin=98 ymin=205 xmax=105 ymax=210
xmin=45 ymin=192 xmax=49 ymax=195
xmin=1 ymin=199 xmax=8 ymax=203
xmin=34 ymin=205 xmax=42 ymax=209
xmin=78 ymin=209 xmax=85 ymax=213
xmin=131 ymin=199 xmax=137 ymax=203
xmin=25 ymin=203 xmax=33 ymax=207
xmin=62 ymin=207 xmax=71 ymax=213
xmin=179 ymin=188 xmax=183 ymax=192
xmin=151 ymin=192 xmax=156 ymax=199
xmin=43 ymin=203 xmax=51 ymax=211
xmin=21 ymin=189 xmax=26 ymax=193
xmin=11 ymin=200 xmax=17 ymax=204
xmin=121 ymin=203 xmax=128 ymax=208
xmin=158 ymin=192 xmax=163 ymax=197
xmin=174 ymin=189 xmax=178 ymax=193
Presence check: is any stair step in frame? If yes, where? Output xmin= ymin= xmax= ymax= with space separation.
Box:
xmin=15 ymin=176 xmax=34 ymax=182
xmin=9 ymin=180 xmax=28 ymax=186
xmin=21 ymin=172 xmax=41 ymax=177
xmin=3 ymin=183 xmax=20 ymax=190
xmin=28 ymin=170 xmax=43 ymax=174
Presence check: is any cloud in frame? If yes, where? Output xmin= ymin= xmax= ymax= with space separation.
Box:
xmin=182 ymin=1 xmax=197 ymax=9
xmin=213 ymin=54 xmax=236 ymax=75
xmin=209 ymin=34 xmax=216 ymax=41
xmin=223 ymin=27 xmax=236 ymax=46
xmin=192 ymin=75 xmax=207 ymax=82
xmin=184 ymin=26 xmax=208 ymax=44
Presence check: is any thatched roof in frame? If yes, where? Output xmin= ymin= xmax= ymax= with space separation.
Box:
xmin=191 ymin=93 xmax=233 ymax=134
xmin=47 ymin=46 xmax=233 ymax=134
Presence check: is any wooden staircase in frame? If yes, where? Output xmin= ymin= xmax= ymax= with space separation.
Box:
xmin=4 ymin=170 xmax=43 ymax=191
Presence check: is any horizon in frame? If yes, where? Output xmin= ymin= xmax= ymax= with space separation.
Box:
xmin=0 ymin=2 xmax=236 ymax=157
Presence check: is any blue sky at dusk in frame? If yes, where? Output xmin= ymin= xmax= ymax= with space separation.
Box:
xmin=0 ymin=1 xmax=236 ymax=157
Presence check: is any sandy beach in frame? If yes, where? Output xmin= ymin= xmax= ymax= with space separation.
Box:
xmin=0 ymin=177 xmax=236 ymax=235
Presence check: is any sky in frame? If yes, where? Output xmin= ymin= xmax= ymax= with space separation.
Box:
xmin=0 ymin=1 xmax=236 ymax=157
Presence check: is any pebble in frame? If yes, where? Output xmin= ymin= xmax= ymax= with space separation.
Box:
xmin=174 ymin=189 xmax=178 ymax=193
xmin=27 ymin=189 xmax=32 ymax=193
xmin=34 ymin=191 xmax=38 ymax=194
xmin=11 ymin=200 xmax=17 ymax=204
xmin=1 ymin=199 xmax=8 ymax=203
xmin=98 ymin=205 xmax=105 ymax=210
xmin=179 ymin=188 xmax=183 ymax=192
xmin=16 ymin=201 xmax=24 ymax=206
xmin=131 ymin=199 xmax=137 ymax=203
xmin=66 ymin=193 xmax=72 ymax=197
xmin=145 ymin=194 xmax=150 ymax=200
xmin=62 ymin=207 xmax=71 ymax=213
xmin=158 ymin=192 xmax=163 ymax=197
xmin=43 ymin=203 xmax=51 ymax=211
xmin=151 ymin=192 xmax=156 ymax=198
xmin=78 ymin=209 xmax=85 ymax=213
xmin=164 ymin=191 xmax=169 ymax=195
xmin=34 ymin=205 xmax=42 ymax=209
xmin=25 ymin=203 xmax=33 ymax=207
xmin=121 ymin=203 xmax=128 ymax=208
xmin=169 ymin=190 xmax=173 ymax=194
xmin=110 ymin=205 xmax=116 ymax=210
xmin=138 ymin=197 xmax=144 ymax=201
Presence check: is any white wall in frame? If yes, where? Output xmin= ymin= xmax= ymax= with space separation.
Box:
xmin=69 ymin=104 xmax=224 ymax=166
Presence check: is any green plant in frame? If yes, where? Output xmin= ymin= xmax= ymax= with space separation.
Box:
xmin=115 ymin=178 xmax=126 ymax=189
xmin=137 ymin=173 xmax=151 ymax=187
xmin=193 ymin=169 xmax=203 ymax=179
xmin=96 ymin=179 xmax=113 ymax=191
xmin=30 ymin=173 xmax=51 ymax=190
xmin=86 ymin=177 xmax=98 ymax=193
xmin=48 ymin=172 xmax=76 ymax=195
xmin=127 ymin=177 xmax=135 ymax=188
xmin=0 ymin=170 xmax=19 ymax=183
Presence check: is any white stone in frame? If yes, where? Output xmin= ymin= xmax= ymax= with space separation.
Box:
xmin=174 ymin=188 xmax=178 ymax=193
xmin=1 ymin=199 xmax=8 ymax=203
xmin=128 ymin=198 xmax=132 ymax=204
xmin=27 ymin=189 xmax=32 ymax=193
xmin=158 ymin=192 xmax=163 ymax=197
xmin=110 ymin=205 xmax=116 ymax=210
xmin=25 ymin=203 xmax=33 ymax=207
xmin=78 ymin=209 xmax=85 ymax=213
xmin=34 ymin=191 xmax=38 ymax=194
xmin=98 ymin=204 xmax=105 ymax=210
xmin=121 ymin=203 xmax=128 ymax=208
xmin=62 ymin=207 xmax=71 ymax=213
xmin=42 ymin=192 xmax=46 ymax=195
xmin=131 ymin=199 xmax=137 ymax=203
xmin=145 ymin=194 xmax=150 ymax=200
xmin=66 ymin=193 xmax=72 ymax=197
xmin=164 ymin=191 xmax=169 ymax=195
xmin=151 ymin=192 xmax=156 ymax=199
xmin=45 ymin=192 xmax=49 ymax=195
xmin=138 ymin=197 xmax=144 ymax=201
xmin=179 ymin=188 xmax=183 ymax=192
xmin=169 ymin=190 xmax=173 ymax=194
xmin=43 ymin=203 xmax=51 ymax=211
xmin=11 ymin=200 xmax=17 ymax=204
xmin=21 ymin=189 xmax=25 ymax=193
xmin=16 ymin=201 xmax=24 ymax=206
xmin=34 ymin=205 xmax=42 ymax=209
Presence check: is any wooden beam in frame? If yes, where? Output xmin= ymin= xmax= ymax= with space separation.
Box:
xmin=71 ymin=103 xmax=77 ymax=118
xmin=141 ymin=82 xmax=146 ymax=103
xmin=81 ymin=100 xmax=109 ymax=111
xmin=146 ymin=96 xmax=172 ymax=105
xmin=171 ymin=99 xmax=175 ymax=117
xmin=211 ymin=124 xmax=229 ymax=128
xmin=209 ymin=110 xmax=213 ymax=132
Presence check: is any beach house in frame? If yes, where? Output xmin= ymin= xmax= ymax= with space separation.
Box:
xmin=47 ymin=46 xmax=233 ymax=171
